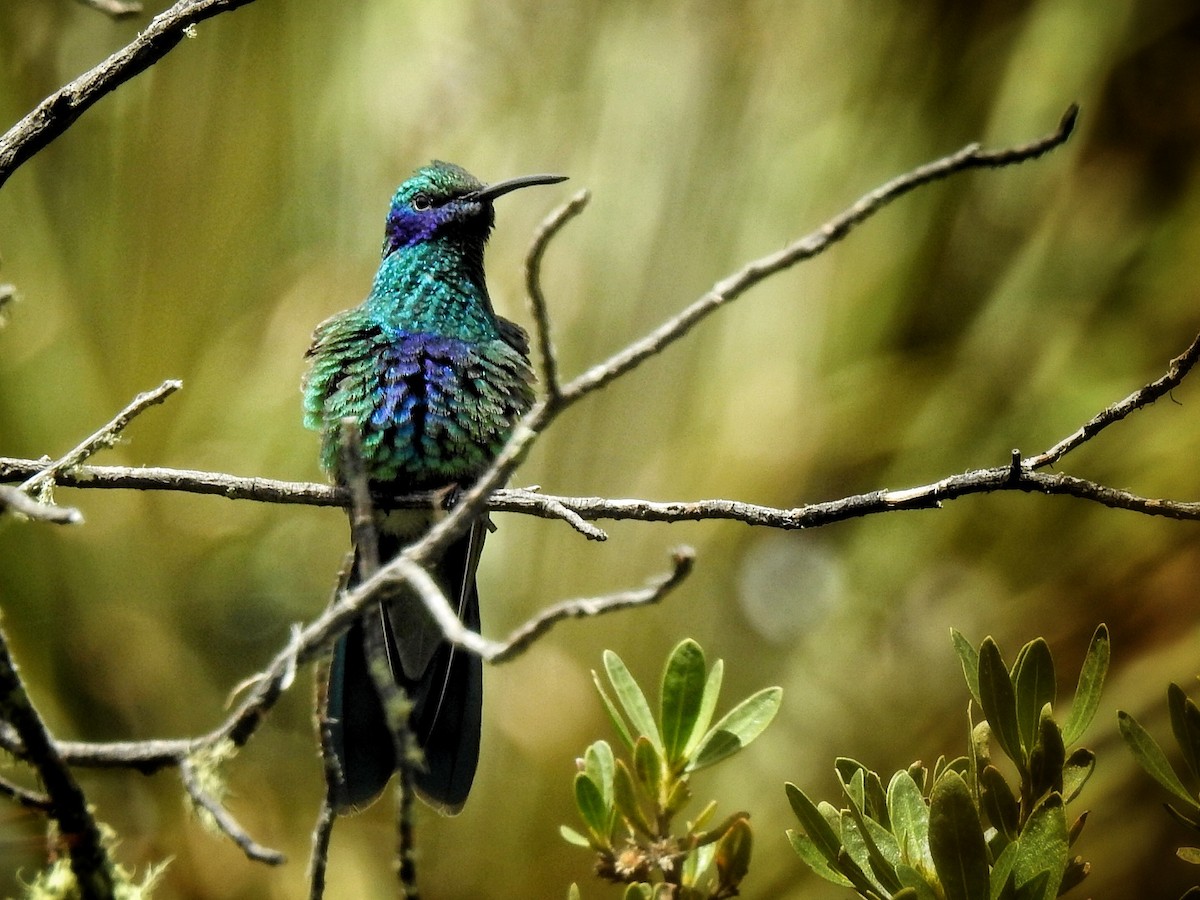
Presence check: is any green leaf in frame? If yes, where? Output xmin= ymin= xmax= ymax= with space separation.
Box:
xmin=622 ymin=884 xmax=652 ymax=900
xmin=690 ymin=798 xmax=718 ymax=833
xmin=835 ymin=757 xmax=867 ymax=786
xmin=866 ymin=769 xmax=891 ymax=828
xmin=840 ymin=807 xmax=902 ymax=896
xmin=928 ymin=771 xmax=990 ymax=900
xmin=560 ymin=825 xmax=591 ymax=848
xmin=660 ymin=639 xmax=708 ymax=767
xmin=684 ymin=658 xmax=724 ymax=758
xmin=844 ymin=766 xmax=867 ymax=813
xmin=907 ymin=761 xmax=929 ymax=795
xmin=1062 ymin=624 xmax=1109 ymax=746
xmin=979 ymin=765 xmax=1019 ymax=841
xmin=786 ymin=829 xmax=852 ymax=887
xmin=593 ymin=669 xmax=634 ymax=750
xmin=835 ymin=757 xmax=890 ymax=824
xmin=714 ymin=816 xmax=752 ymax=891
xmin=1012 ymin=639 xmax=1055 ymax=759
xmin=613 ymin=759 xmax=654 ymax=837
xmin=1170 ymin=683 xmax=1200 ymax=785
xmin=851 ymin=804 xmax=904 ymax=892
xmin=1012 ymin=870 xmax=1049 ymax=900
xmin=688 ymin=686 xmax=782 ymax=772
xmin=952 ymin=629 xmax=982 ymax=706
xmin=896 ymin=863 xmax=940 ymax=900
xmin=1177 ymin=847 xmax=1200 ymax=865
xmin=1012 ymin=794 xmax=1068 ymax=900
xmin=604 ymin=650 xmax=662 ymax=752
xmin=970 ymin=719 xmax=992 ymax=775
xmin=785 ymin=783 xmax=844 ymax=868
xmin=1061 ymin=747 xmax=1095 ymax=804
xmin=888 ymin=770 xmax=932 ymax=872
xmin=567 ymin=883 xmax=582 ymax=900
xmin=1027 ymin=710 xmax=1065 ymax=800
xmin=632 ymin=736 xmax=662 ymax=802
xmin=663 ymin=775 xmax=691 ymax=819
xmin=683 ymin=840 xmax=716 ymax=887
xmin=978 ymin=638 xmax=1025 ymax=771
xmin=1164 ymin=802 xmax=1200 ymax=832
xmin=1066 ymin=810 xmax=1088 ymax=847
xmin=989 ymin=841 xmax=1018 ymax=900
xmin=1118 ymin=710 xmax=1199 ymax=809
xmin=584 ymin=740 xmax=615 ymax=808
xmin=839 ymin=811 xmax=882 ymax=896
xmin=574 ymin=772 xmax=611 ymax=842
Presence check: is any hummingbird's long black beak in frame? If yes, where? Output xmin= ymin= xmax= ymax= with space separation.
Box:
xmin=469 ymin=173 xmax=568 ymax=203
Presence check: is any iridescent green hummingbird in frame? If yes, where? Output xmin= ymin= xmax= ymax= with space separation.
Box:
xmin=303 ymin=161 xmax=565 ymax=813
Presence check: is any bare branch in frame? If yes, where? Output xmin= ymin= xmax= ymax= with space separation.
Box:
xmin=307 ymin=800 xmax=336 ymax=900
xmin=4 ymin=456 xmax=1199 ymax=530
xmin=1024 ymin=328 xmax=1200 ymax=469
xmin=0 ymin=773 xmax=51 ymax=811
xmin=525 ymin=189 xmax=591 ymax=401
xmin=179 ymin=757 xmax=285 ymax=866
xmin=0 ymin=0 xmax=260 ymax=189
xmin=0 ymin=459 xmax=347 ymax=506
xmin=560 ymin=105 xmax=1080 ymax=403
xmin=0 ymin=624 xmax=116 ymax=897
xmin=74 ymin=0 xmax=143 ymax=19
xmin=19 ymin=379 xmax=181 ymax=497
xmin=0 ymin=484 xmax=82 ymax=524
xmin=488 ymin=547 xmax=695 ymax=664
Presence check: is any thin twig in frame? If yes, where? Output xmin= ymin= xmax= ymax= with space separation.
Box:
xmin=0 ymin=485 xmax=82 ymax=524
xmin=74 ymin=0 xmax=143 ymax=18
xmin=524 ymin=189 xmax=591 ymax=401
xmin=0 ymin=774 xmax=51 ymax=811
xmin=0 ymin=460 xmax=348 ymax=506
xmin=0 ymin=624 xmax=115 ymax=898
xmin=19 ymin=379 xmax=181 ymax=497
xmin=560 ymin=105 xmax=1079 ymax=403
xmin=488 ymin=547 xmax=695 ymax=664
xmin=397 ymin=777 xmax=419 ymax=900
xmin=307 ymin=800 xmax=336 ymax=900
xmin=1024 ymin=328 xmax=1200 ymax=469
xmin=0 ymin=0 xmax=260 ymax=189
xmin=179 ymin=757 xmax=285 ymax=865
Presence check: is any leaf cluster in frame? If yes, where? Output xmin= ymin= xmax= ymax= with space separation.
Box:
xmin=563 ymin=639 xmax=782 ymax=899
xmin=1119 ymin=683 xmax=1200 ymax=897
xmin=786 ymin=625 xmax=1109 ymax=900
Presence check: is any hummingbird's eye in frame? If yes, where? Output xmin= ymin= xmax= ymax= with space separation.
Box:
xmin=411 ymin=193 xmax=432 ymax=212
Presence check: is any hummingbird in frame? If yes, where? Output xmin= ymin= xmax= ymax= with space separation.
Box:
xmin=303 ymin=161 xmax=565 ymax=813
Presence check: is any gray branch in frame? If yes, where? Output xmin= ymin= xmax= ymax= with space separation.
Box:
xmin=0 ymin=0 xmax=260 ymax=189
xmin=0 ymin=625 xmax=116 ymax=897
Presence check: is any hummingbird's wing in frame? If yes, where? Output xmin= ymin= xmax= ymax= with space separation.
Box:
xmin=388 ymin=517 xmax=486 ymax=813
xmin=322 ymin=517 xmax=485 ymax=815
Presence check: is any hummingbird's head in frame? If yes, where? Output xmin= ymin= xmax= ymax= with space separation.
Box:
xmin=382 ymin=161 xmax=566 ymax=258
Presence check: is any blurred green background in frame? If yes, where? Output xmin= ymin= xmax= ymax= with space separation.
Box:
xmin=2 ymin=1 xmax=1200 ymax=897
